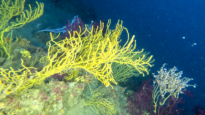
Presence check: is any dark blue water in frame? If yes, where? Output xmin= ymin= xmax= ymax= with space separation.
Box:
xmin=29 ymin=0 xmax=205 ymax=114
xmin=81 ymin=0 xmax=205 ymax=114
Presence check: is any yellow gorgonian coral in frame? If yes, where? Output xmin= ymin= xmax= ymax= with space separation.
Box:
xmin=41 ymin=19 xmax=154 ymax=88
xmin=20 ymin=49 xmax=31 ymax=59
xmin=0 ymin=19 xmax=154 ymax=100
xmin=0 ymin=0 xmax=44 ymax=59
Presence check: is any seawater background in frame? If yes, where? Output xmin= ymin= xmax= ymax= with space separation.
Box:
xmin=81 ymin=0 xmax=205 ymax=114
xmin=19 ymin=0 xmax=205 ymax=114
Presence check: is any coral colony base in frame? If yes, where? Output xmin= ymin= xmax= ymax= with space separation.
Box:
xmin=0 ymin=0 xmax=196 ymax=115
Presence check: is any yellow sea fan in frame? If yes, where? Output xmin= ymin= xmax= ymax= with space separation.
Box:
xmin=20 ymin=49 xmax=31 ymax=59
xmin=42 ymin=19 xmax=154 ymax=88
xmin=0 ymin=0 xmax=44 ymax=59
xmin=0 ymin=19 xmax=154 ymax=100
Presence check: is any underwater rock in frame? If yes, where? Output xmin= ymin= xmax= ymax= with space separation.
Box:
xmin=1 ymin=60 xmax=21 ymax=70
xmin=0 ymin=57 xmax=6 ymax=65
